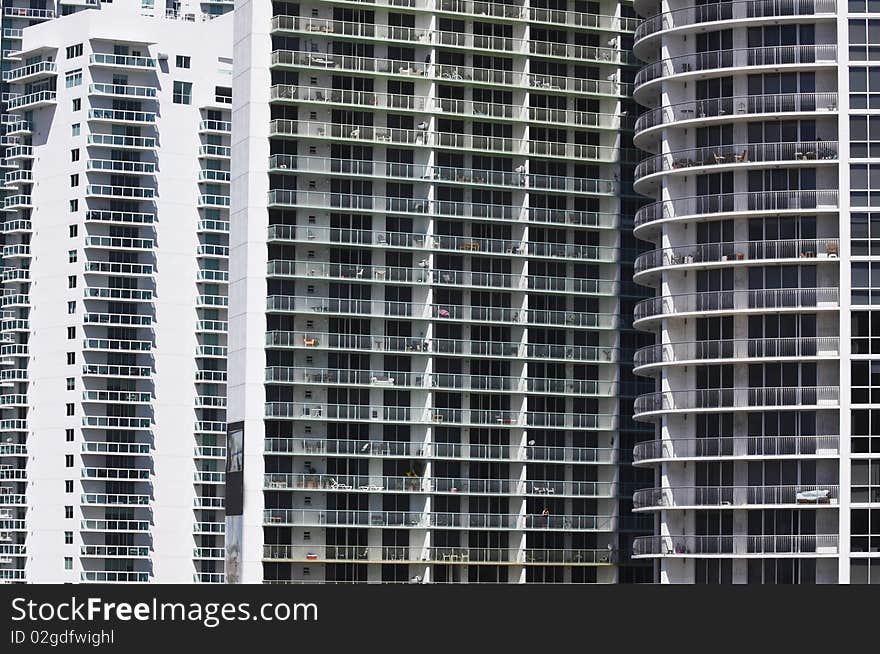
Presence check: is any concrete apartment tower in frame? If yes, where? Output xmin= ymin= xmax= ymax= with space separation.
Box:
xmin=227 ymin=0 xmax=652 ymax=584
xmin=629 ymin=0 xmax=854 ymax=582
xmin=0 ymin=1 xmax=232 ymax=583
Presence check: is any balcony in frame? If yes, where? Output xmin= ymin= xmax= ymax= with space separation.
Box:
xmin=80 ymin=545 xmax=151 ymax=558
xmin=633 ymin=287 xmax=839 ymax=325
xmin=633 ymin=485 xmax=840 ymax=510
xmin=84 ymin=235 xmax=154 ymax=250
xmin=3 ymin=7 xmax=54 ymax=19
xmin=634 ymin=141 xmax=838 ymax=188
xmin=270 ymin=50 xmax=629 ymax=97
xmin=634 ymin=238 xmax=840 ymax=282
xmin=633 ymin=435 xmax=840 ymax=464
xmin=87 ymin=108 xmax=157 ymax=124
xmin=633 ymin=337 xmax=840 ymax=373
xmin=84 ymin=262 xmax=154 ymax=277
xmin=88 ymin=83 xmax=157 ymax=98
xmin=262 ymin=508 xmax=615 ymax=531
xmin=83 ymin=312 xmax=153 ymax=327
xmin=89 ymin=53 xmax=157 ymax=69
xmin=81 ymin=441 xmax=150 ymax=455
xmin=81 ymin=467 xmax=151 ymax=481
xmin=634 ymin=0 xmax=837 ymax=55
xmin=634 ymin=93 xmax=838 ymax=146
xmin=265 ymin=330 xmax=617 ymax=364
xmin=82 ymin=390 xmax=151 ymax=404
xmin=87 ymin=134 xmax=156 ymax=149
xmin=84 ymin=287 xmax=153 ymax=302
xmin=634 ymin=386 xmax=839 ymax=418
xmin=80 ymin=493 xmax=151 ymax=506
xmin=85 ymin=210 xmax=155 ymax=225
xmin=266 ymin=294 xmax=616 ymax=329
xmin=632 ymin=534 xmax=839 ymax=558
xmin=2 ymin=60 xmax=56 ymax=83
xmin=80 ymin=519 xmax=150 ymax=532
xmin=82 ymin=416 xmax=151 ymax=430
xmin=81 ymin=571 xmax=149 ymax=583
xmin=634 ymin=190 xmax=839 ymax=234
xmin=635 ymin=45 xmax=837 ymax=101
xmin=82 ymin=364 xmax=152 ymax=378
xmin=83 ymin=338 xmax=152 ymax=352
xmin=4 ymin=90 xmax=55 ymax=110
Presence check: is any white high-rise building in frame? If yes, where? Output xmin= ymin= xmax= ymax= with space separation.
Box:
xmin=0 ymin=2 xmax=232 ymax=583
xmin=629 ymin=0 xmax=852 ymax=583
xmin=227 ymin=0 xmax=653 ymax=585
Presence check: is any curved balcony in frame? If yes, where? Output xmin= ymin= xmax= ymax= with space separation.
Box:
xmin=633 ymin=190 xmax=839 ymax=237
xmin=634 ymin=0 xmax=837 ymax=59
xmin=634 ymin=45 xmax=837 ymax=104
xmin=633 ymin=238 xmax=839 ymax=284
xmin=633 ymin=434 xmax=840 ymax=464
xmin=634 ymin=93 xmax=838 ymax=150
xmin=634 ymin=141 xmax=838 ymax=190
xmin=633 ymin=336 xmax=839 ymax=374
xmin=633 ymin=287 xmax=839 ymax=326
xmin=632 ymin=484 xmax=839 ymax=510
xmin=633 ymin=386 xmax=839 ymax=420
xmin=632 ymin=534 xmax=839 ymax=558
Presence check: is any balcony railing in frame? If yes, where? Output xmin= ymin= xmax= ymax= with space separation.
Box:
xmin=634 ymin=0 xmax=837 ymax=45
xmin=633 ymin=485 xmax=840 ymax=509
xmin=265 ymin=330 xmax=617 ymax=363
xmin=635 ymin=45 xmax=838 ymax=90
xmin=633 ymin=287 xmax=839 ymax=322
xmin=634 ymin=386 xmax=839 ymax=415
xmin=633 ymin=435 xmax=840 ymax=462
xmin=632 ymin=534 xmax=839 ymax=557
xmin=634 ymin=239 xmax=840 ymax=275
xmin=635 ymin=141 xmax=838 ymax=181
xmin=634 ymin=337 xmax=840 ymax=369
xmin=635 ymin=93 xmax=838 ymax=135
xmin=635 ymin=190 xmax=839 ymax=228
xmin=262 ymin=508 xmax=615 ymax=530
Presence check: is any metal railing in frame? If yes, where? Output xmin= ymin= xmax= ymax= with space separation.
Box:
xmin=633 ymin=337 xmax=839 ymax=368
xmin=635 ymin=92 xmax=838 ymax=134
xmin=632 ymin=534 xmax=839 ymax=556
xmin=633 ymin=485 xmax=840 ymax=509
xmin=634 ymin=238 xmax=840 ymax=274
xmin=634 ymin=287 xmax=839 ymax=321
xmin=634 ymin=386 xmax=839 ymax=414
xmin=633 ymin=435 xmax=840 ymax=462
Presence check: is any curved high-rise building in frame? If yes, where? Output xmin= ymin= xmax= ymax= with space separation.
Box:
xmin=631 ymin=0 xmax=849 ymax=582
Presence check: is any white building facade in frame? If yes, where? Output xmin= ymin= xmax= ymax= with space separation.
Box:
xmin=0 ymin=2 xmax=232 ymax=583
xmin=628 ymin=0 xmax=864 ymax=582
xmin=228 ymin=0 xmax=655 ymax=585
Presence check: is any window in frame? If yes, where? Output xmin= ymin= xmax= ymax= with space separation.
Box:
xmin=65 ymin=480 xmax=73 ymax=493
xmin=67 ymin=301 xmax=76 ymax=314
xmin=65 ymin=506 xmax=73 ymax=519
xmin=851 ymin=66 xmax=880 ymax=109
xmin=67 ymin=326 xmax=75 ymax=339
xmin=66 ymin=44 xmax=83 ymax=59
xmin=64 ymin=531 xmax=73 ymax=545
xmin=68 ymin=275 xmax=77 ymax=288
xmin=69 ymin=224 xmax=78 ymax=237
xmin=65 ymin=429 xmax=74 ymax=442
xmin=852 ymin=460 xmax=880 ymax=502
xmin=71 ymin=148 xmax=79 ymax=162
xmin=69 ymin=199 xmax=78 ymax=212
xmin=66 ymin=377 xmax=74 ymax=390
xmin=215 ymin=86 xmax=232 ymax=104
xmin=70 ymin=174 xmax=78 ymax=187
xmin=65 ymin=69 xmax=82 ymax=88
xmin=851 ymin=164 xmax=880 ymax=208
xmin=72 ymin=98 xmax=81 ymax=111
xmin=173 ymin=81 xmax=192 ymax=105
xmin=66 ymin=352 xmax=75 ymax=365
xmin=65 ymin=454 xmax=74 ymax=467
xmin=176 ymin=55 xmax=191 ymax=68
xmin=71 ymin=123 xmax=80 ymax=136
xmin=65 ymin=404 xmax=74 ymax=417
xmin=850 ymin=19 xmax=880 ymax=61
xmin=852 ymin=360 xmax=880 ymax=402
xmin=64 ymin=557 xmax=73 ymax=571
xmin=68 ymin=250 xmax=77 ymax=263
